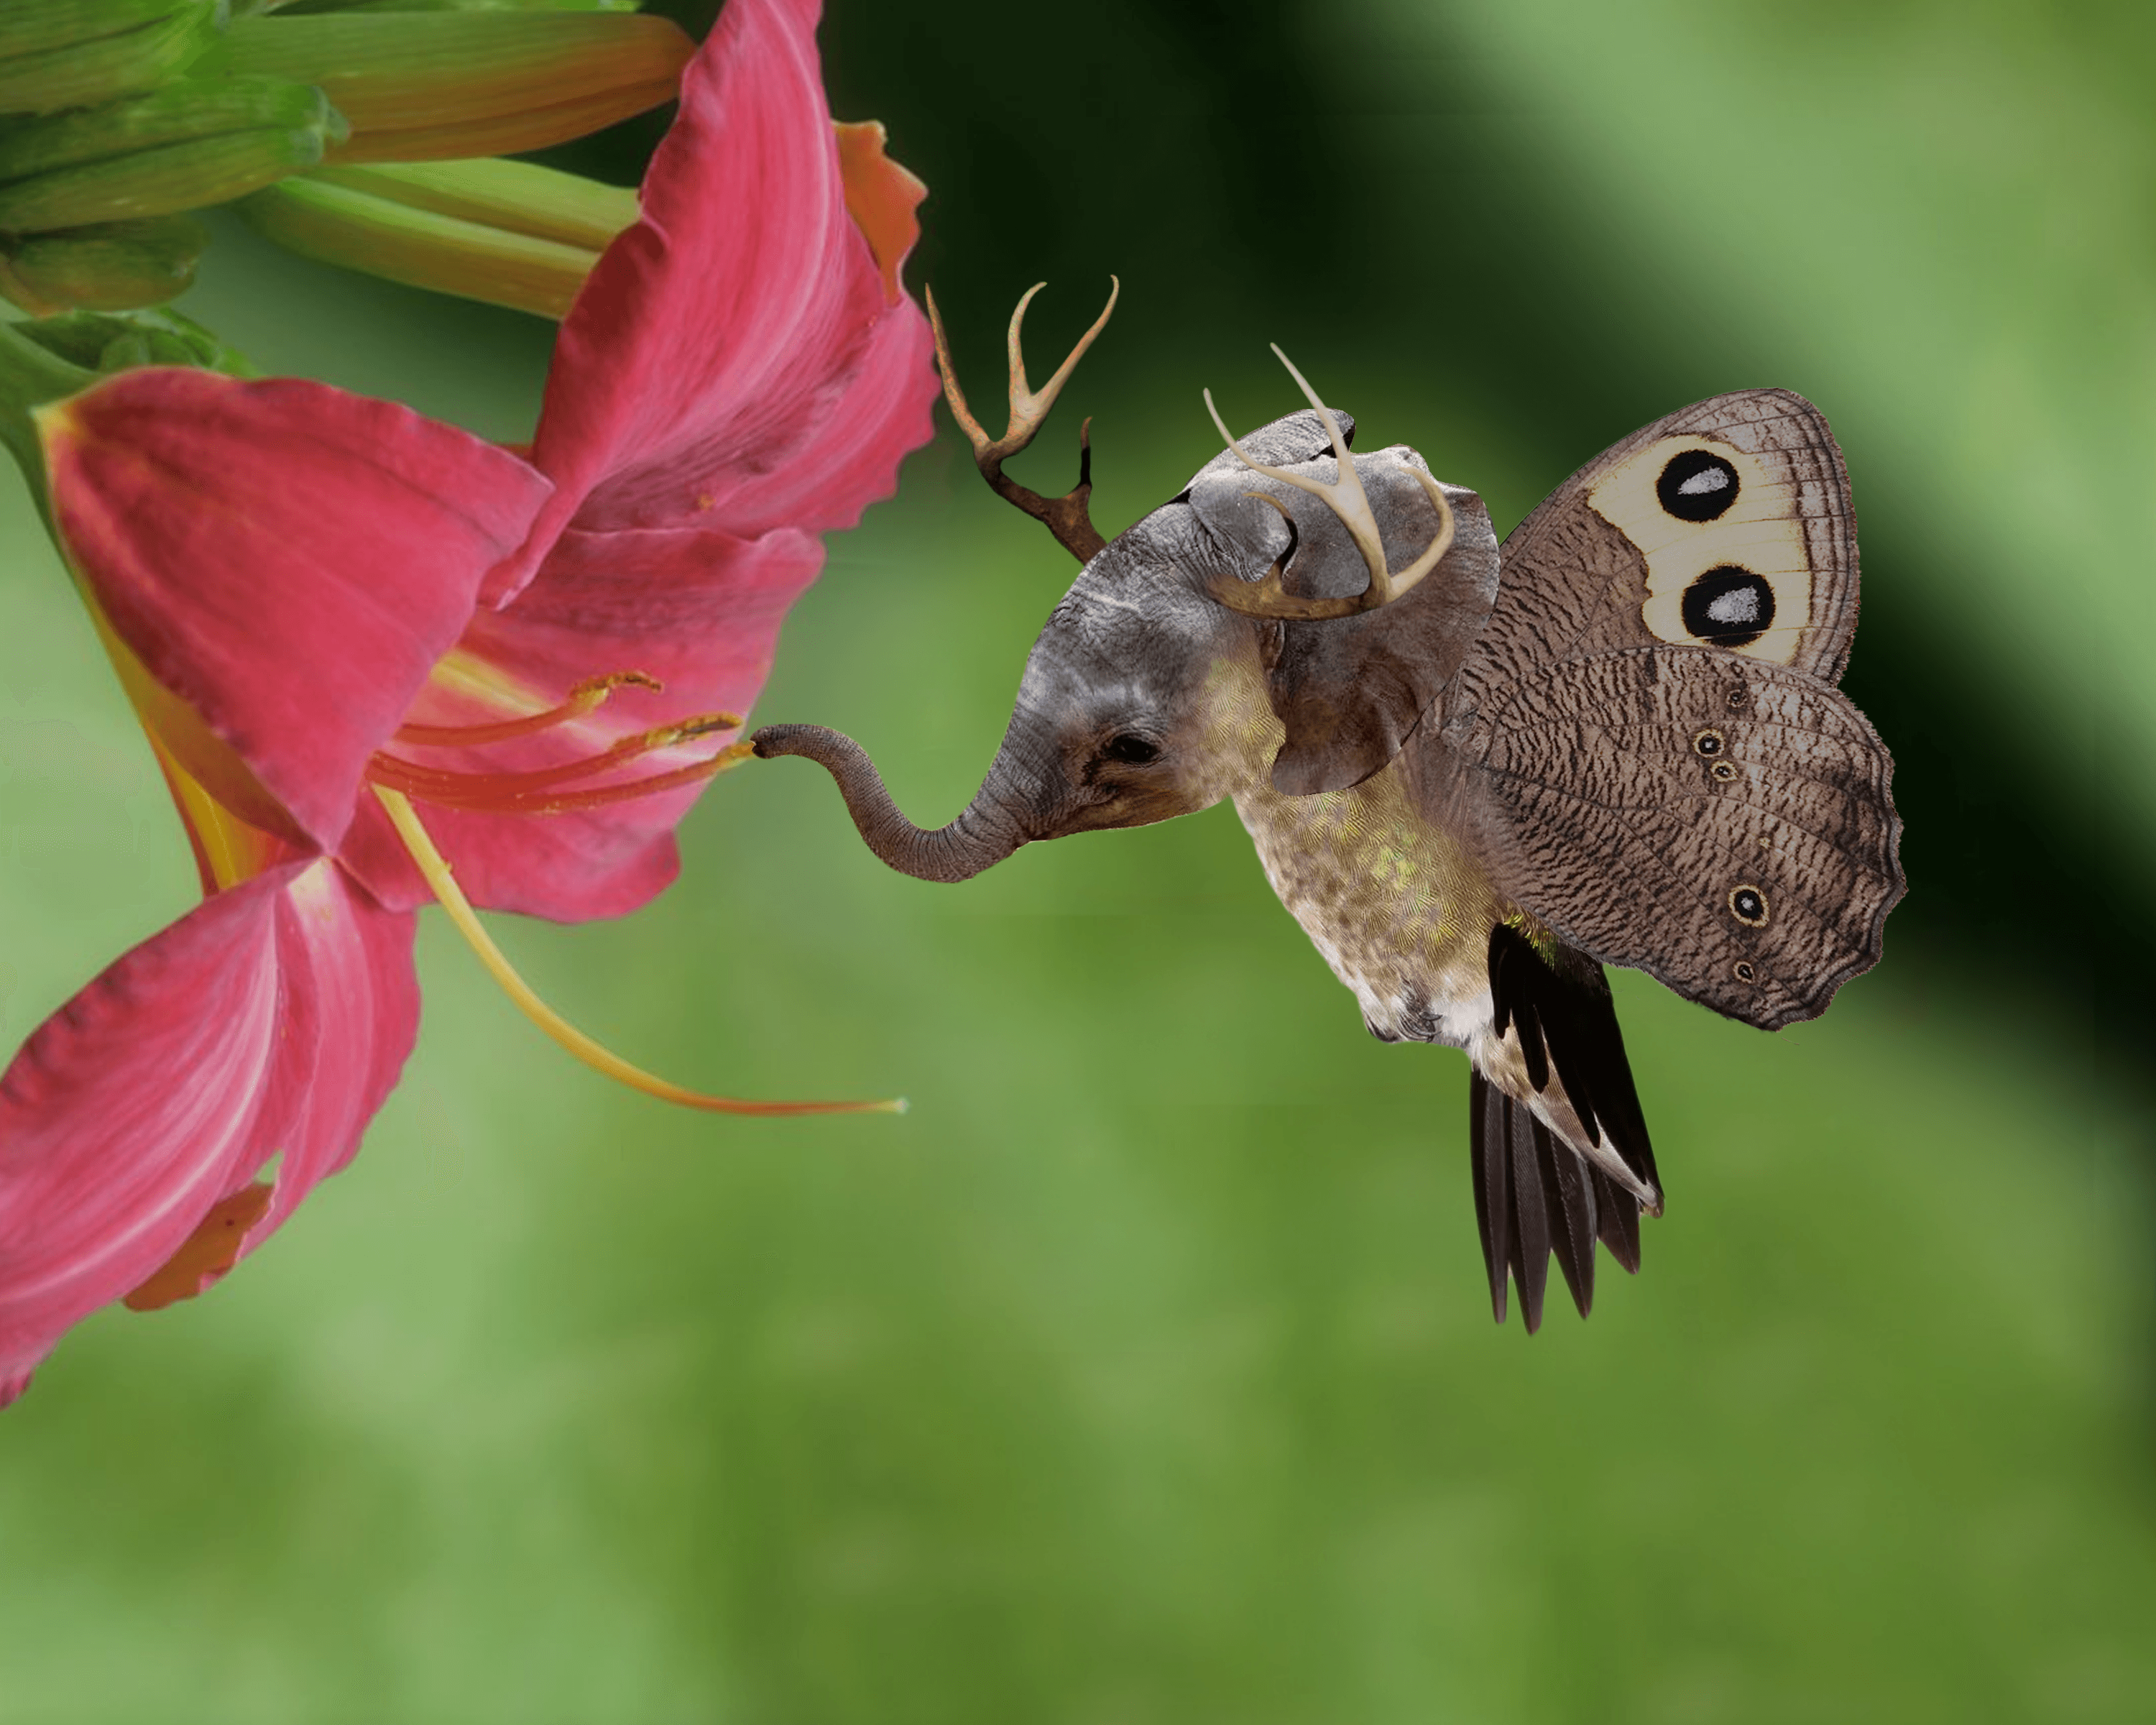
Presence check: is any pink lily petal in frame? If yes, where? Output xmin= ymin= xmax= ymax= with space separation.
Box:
xmin=668 ymin=290 xmax=934 ymax=543
xmin=43 ymin=371 xmax=552 ymax=853
xmin=342 ymin=524 xmax=824 ymax=922
xmin=494 ymin=0 xmax=933 ymax=594
xmin=248 ymin=862 xmax=422 ymax=1244
xmin=0 ymin=862 xmax=420 ymax=1404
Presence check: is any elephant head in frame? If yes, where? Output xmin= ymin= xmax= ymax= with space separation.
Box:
xmin=751 ymin=285 xmax=1502 ymax=882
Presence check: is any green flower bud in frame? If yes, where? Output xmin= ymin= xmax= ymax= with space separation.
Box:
xmin=238 ymin=157 xmax=635 ymax=318
xmin=0 ymin=211 xmax=208 ymax=313
xmin=212 ymin=10 xmax=689 ymax=162
xmin=0 ymin=2 xmax=226 ymax=116
xmin=0 ymin=115 xmax=333 ymax=231
xmin=0 ymin=75 xmax=341 ymax=182
xmin=0 ymin=1 xmax=208 ymax=60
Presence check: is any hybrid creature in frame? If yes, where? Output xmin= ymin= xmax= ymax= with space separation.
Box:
xmin=755 ymin=284 xmax=1904 ymax=1330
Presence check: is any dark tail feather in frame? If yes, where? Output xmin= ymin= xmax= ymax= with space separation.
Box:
xmin=1468 ymin=1072 xmax=1511 ymax=1323
xmin=1538 ymin=1121 xmax=1598 ymax=1317
xmin=1467 ymin=1075 xmax=1649 ymax=1328
xmin=1503 ymin=1092 xmax=1551 ymax=1332
xmin=1593 ymin=1168 xmax=1643 ymax=1274
xmin=1486 ymin=924 xmax=1661 ymax=1208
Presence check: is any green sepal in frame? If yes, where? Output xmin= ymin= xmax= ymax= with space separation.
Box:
xmin=0 ymin=119 xmax=332 ymax=231
xmin=212 ymin=10 xmax=688 ymax=162
xmin=0 ymin=75 xmax=342 ymax=183
xmin=0 ymin=2 xmax=226 ymax=117
xmin=0 ymin=211 xmax=208 ymax=312
xmin=16 ymin=304 xmax=254 ymax=374
xmin=238 ymin=157 xmax=634 ymax=318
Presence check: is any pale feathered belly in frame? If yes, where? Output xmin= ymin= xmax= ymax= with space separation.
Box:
xmin=1231 ymin=758 xmax=1506 ymax=1049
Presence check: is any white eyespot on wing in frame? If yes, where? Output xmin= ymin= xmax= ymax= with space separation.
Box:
xmin=1706 ymin=585 xmax=1761 ymax=625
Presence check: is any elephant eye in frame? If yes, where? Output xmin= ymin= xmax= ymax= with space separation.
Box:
xmin=1102 ymin=732 xmax=1161 ymax=765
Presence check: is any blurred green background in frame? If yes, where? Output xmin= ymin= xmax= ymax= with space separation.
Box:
xmin=1 ymin=1 xmax=2152 ymax=1719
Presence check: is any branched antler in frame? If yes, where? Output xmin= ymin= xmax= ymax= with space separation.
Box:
xmin=926 ymin=277 xmax=1120 ymax=564
xmin=1201 ymin=344 xmax=1455 ymax=621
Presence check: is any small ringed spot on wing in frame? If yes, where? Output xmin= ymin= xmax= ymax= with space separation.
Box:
xmin=1710 ymin=760 xmax=1738 ymax=782
xmin=1726 ymin=683 xmax=1748 ymax=710
xmin=1728 ymin=884 xmax=1769 ymax=927
xmin=1733 ymin=960 xmax=1757 ymax=983
xmin=1692 ymin=727 xmax=1726 ymax=757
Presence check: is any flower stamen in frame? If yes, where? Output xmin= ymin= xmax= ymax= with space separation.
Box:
xmin=372 ymin=786 xmax=904 ymax=1116
xmin=392 ymin=670 xmax=665 ymax=748
xmin=367 ymin=710 xmax=744 ymax=811
xmin=422 ymin=741 xmax=756 ymax=816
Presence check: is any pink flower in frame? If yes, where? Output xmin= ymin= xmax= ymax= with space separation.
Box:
xmin=0 ymin=0 xmax=935 ymax=1406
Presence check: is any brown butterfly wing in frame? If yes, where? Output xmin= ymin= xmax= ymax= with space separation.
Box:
xmin=1455 ymin=390 xmax=1861 ymax=714
xmin=1455 ymin=647 xmax=1904 ymax=1030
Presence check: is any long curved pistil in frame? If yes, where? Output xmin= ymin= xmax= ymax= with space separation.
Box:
xmin=373 ymin=785 xmax=905 ymax=1118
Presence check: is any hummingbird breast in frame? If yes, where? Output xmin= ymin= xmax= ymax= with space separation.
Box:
xmin=1231 ymin=750 xmax=1505 ymax=1046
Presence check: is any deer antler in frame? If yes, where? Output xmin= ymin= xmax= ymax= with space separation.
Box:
xmin=926 ymin=277 xmax=1120 ymax=564
xmin=1200 ymin=345 xmax=1455 ymax=622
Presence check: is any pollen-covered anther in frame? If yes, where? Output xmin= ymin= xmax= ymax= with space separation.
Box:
xmin=367 ymin=703 xmax=748 ymax=815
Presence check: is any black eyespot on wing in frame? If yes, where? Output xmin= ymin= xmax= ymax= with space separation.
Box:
xmin=1101 ymin=733 xmax=1161 ymax=765
xmin=1657 ymin=448 xmax=1739 ymax=522
xmin=1692 ymin=728 xmax=1725 ymax=757
xmin=1733 ymin=960 xmax=1757 ymax=983
xmin=1681 ymin=566 xmax=1775 ymax=648
xmin=1728 ymin=885 xmax=1769 ymax=927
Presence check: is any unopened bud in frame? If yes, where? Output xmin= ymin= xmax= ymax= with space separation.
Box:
xmin=0 ymin=1 xmax=226 ymax=116
xmin=0 ymin=116 xmax=334 ymax=232
xmin=238 ymin=157 xmax=636 ymax=318
xmin=0 ymin=213 xmax=208 ymax=313
xmin=0 ymin=74 xmax=341 ymax=183
xmin=216 ymin=10 xmax=690 ymax=163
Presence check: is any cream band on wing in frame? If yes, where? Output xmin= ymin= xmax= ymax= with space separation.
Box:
xmin=1585 ymin=432 xmax=1813 ymax=666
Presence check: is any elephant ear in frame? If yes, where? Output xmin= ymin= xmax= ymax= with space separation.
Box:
xmin=1189 ymin=443 xmax=1501 ymax=795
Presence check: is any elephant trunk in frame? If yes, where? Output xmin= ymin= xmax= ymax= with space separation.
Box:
xmin=751 ymin=723 xmax=1029 ymax=883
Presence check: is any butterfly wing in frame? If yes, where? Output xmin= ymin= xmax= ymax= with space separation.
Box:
xmin=1456 ymin=646 xmax=1904 ymax=1030
xmin=1455 ymin=390 xmax=1861 ymax=717
xmin=1424 ymin=391 xmax=1888 ymax=1320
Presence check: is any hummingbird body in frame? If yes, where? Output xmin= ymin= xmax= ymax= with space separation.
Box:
xmin=1210 ymin=653 xmax=1644 ymax=1210
xmin=755 ymin=287 xmax=1901 ymax=1332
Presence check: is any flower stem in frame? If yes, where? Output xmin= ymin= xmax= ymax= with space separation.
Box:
xmin=0 ymin=321 xmax=91 ymax=515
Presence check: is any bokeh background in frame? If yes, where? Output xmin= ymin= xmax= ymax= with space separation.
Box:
xmin=2 ymin=1 xmax=2152 ymax=1719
